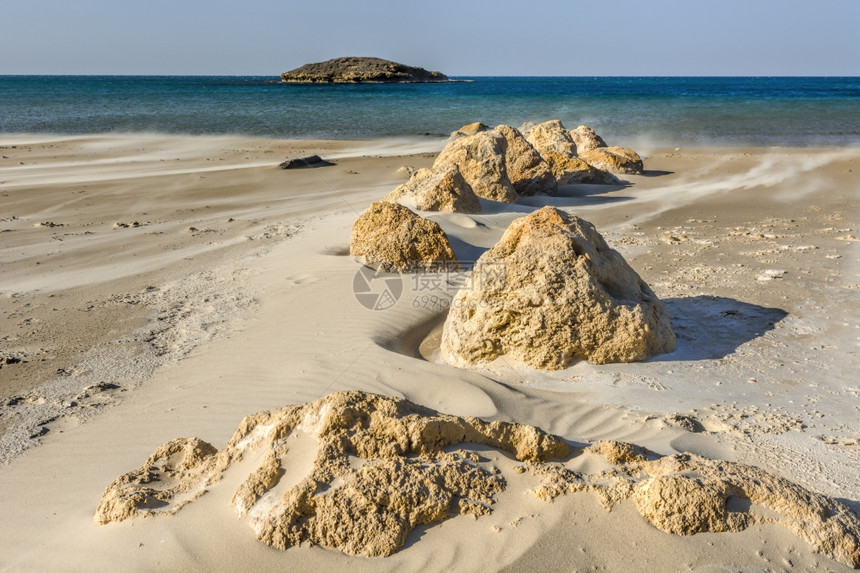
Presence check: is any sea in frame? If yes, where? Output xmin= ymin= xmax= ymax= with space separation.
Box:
xmin=1 ymin=76 xmax=858 ymax=147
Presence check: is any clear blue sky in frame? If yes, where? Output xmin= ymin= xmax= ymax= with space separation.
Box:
xmin=2 ymin=0 xmax=858 ymax=76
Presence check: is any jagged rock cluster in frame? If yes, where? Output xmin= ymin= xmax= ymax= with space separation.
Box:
xmin=522 ymin=120 xmax=621 ymax=185
xmin=350 ymin=119 xmax=642 ymax=274
xmin=431 ymin=119 xmax=642 ymax=205
xmin=432 ymin=124 xmax=556 ymax=202
xmin=95 ymin=392 xmax=860 ymax=568
xmin=441 ymin=206 xmax=676 ymax=369
xmin=348 ymin=122 xmax=665 ymax=366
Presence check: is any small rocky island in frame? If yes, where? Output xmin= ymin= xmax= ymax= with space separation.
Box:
xmin=280 ymin=57 xmax=449 ymax=84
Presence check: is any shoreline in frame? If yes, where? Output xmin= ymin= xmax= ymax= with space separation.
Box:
xmin=0 ymin=134 xmax=858 ymax=571
xmin=4 ymin=130 xmax=860 ymax=149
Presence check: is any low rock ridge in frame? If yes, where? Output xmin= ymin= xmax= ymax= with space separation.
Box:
xmin=94 ymin=391 xmax=860 ymax=567
xmin=280 ymin=57 xmax=449 ymax=84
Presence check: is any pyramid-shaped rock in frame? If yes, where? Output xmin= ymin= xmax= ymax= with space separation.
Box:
xmin=525 ymin=119 xmax=578 ymax=157
xmin=441 ymin=206 xmax=675 ymax=369
xmin=434 ymin=130 xmax=518 ymax=203
xmin=570 ymin=125 xmax=608 ymax=153
xmin=494 ymin=125 xmax=557 ymax=196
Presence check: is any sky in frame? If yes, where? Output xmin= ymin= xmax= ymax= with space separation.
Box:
xmin=2 ymin=0 xmax=859 ymax=76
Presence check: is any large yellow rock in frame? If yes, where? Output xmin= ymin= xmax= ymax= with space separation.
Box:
xmin=543 ymin=152 xmax=621 ymax=185
xmin=448 ymin=121 xmax=490 ymax=140
xmin=570 ymin=124 xmax=608 ymax=153
xmin=494 ymin=125 xmax=557 ymax=196
xmin=384 ymin=163 xmax=481 ymax=214
xmin=433 ymin=130 xmax=518 ymax=203
xmin=350 ymin=201 xmax=459 ymax=272
xmin=525 ymin=120 xmax=620 ymax=185
xmin=524 ymin=119 xmax=578 ymax=157
xmin=95 ymin=391 xmax=571 ymax=557
xmin=440 ymin=206 xmax=676 ymax=369
xmin=579 ymin=146 xmax=644 ymax=174
xmin=433 ymin=125 xmax=557 ymax=202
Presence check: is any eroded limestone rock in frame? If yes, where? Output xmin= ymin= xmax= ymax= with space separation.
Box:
xmin=633 ymin=474 xmax=742 ymax=535
xmin=525 ymin=119 xmax=578 ymax=157
xmin=434 ymin=125 xmax=556 ymax=202
xmin=433 ymin=130 xmax=518 ymax=203
xmin=528 ymin=440 xmax=860 ymax=568
xmin=524 ymin=120 xmax=619 ymax=185
xmin=94 ymin=437 xmax=221 ymax=524
xmin=494 ymin=125 xmax=556 ymax=196
xmin=95 ymin=391 xmax=570 ymax=557
xmin=350 ymin=201 xmax=459 ymax=272
xmin=440 ymin=206 xmax=676 ymax=369
xmin=448 ymin=121 xmax=490 ymax=140
xmin=384 ymin=164 xmax=481 ymax=214
xmin=579 ymin=146 xmax=644 ymax=175
xmin=95 ymin=395 xmax=860 ymax=568
xmin=543 ymin=153 xmax=621 ymax=185
xmin=630 ymin=446 xmax=860 ymax=568
xmin=570 ymin=125 xmax=607 ymax=153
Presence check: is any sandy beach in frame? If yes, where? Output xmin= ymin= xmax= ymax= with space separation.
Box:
xmin=0 ymin=134 xmax=858 ymax=571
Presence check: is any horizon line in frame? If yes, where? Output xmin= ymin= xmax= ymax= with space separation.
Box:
xmin=1 ymin=73 xmax=858 ymax=78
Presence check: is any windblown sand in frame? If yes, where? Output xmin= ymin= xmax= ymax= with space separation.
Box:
xmin=0 ymin=135 xmax=858 ymax=571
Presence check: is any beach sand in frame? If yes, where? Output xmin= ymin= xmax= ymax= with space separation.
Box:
xmin=0 ymin=134 xmax=858 ymax=571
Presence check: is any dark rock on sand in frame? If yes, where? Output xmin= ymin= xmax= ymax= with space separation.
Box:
xmin=279 ymin=155 xmax=334 ymax=169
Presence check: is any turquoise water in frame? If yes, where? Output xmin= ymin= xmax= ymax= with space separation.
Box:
xmin=1 ymin=76 xmax=858 ymax=146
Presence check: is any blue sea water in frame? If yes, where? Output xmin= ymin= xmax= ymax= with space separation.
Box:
xmin=1 ymin=76 xmax=858 ymax=146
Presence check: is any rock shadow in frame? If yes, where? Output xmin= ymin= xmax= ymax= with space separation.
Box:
xmin=446 ymin=235 xmax=490 ymax=268
xmin=476 ymin=198 xmax=534 ymax=215
xmin=375 ymin=295 xmax=786 ymax=367
xmin=836 ymin=497 xmax=860 ymax=518
xmin=520 ymin=182 xmax=633 ymax=208
xmin=640 ymin=169 xmax=673 ymax=177
xmin=475 ymin=186 xmax=632 ymax=215
xmin=373 ymin=312 xmax=446 ymax=360
xmin=656 ymin=296 xmax=788 ymax=362
xmin=555 ymin=182 xmax=631 ymax=196
xmin=319 ymin=245 xmax=350 ymax=256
